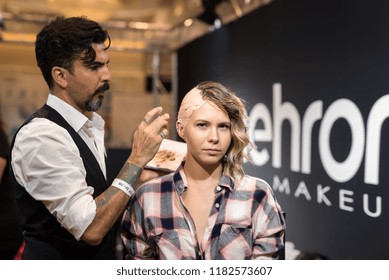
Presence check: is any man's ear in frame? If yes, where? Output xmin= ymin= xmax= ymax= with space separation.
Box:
xmin=51 ymin=66 xmax=67 ymax=88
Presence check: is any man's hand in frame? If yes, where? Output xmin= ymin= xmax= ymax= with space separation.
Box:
xmin=128 ymin=107 xmax=170 ymax=168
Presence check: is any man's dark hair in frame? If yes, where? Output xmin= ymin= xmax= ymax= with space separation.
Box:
xmin=35 ymin=16 xmax=111 ymax=89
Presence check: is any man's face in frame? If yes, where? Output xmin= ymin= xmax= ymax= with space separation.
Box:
xmin=66 ymin=43 xmax=111 ymax=114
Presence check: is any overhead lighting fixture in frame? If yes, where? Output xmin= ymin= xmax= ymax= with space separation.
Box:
xmin=184 ymin=19 xmax=194 ymax=27
xmin=47 ymin=0 xmax=120 ymax=22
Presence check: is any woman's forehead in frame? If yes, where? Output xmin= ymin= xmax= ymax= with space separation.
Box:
xmin=189 ymin=101 xmax=228 ymax=120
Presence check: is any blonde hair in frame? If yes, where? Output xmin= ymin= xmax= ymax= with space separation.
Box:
xmin=184 ymin=81 xmax=252 ymax=180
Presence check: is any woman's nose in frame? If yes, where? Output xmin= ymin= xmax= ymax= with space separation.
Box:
xmin=208 ymin=127 xmax=219 ymax=143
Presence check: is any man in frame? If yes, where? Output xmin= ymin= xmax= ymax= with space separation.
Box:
xmin=9 ymin=16 xmax=169 ymax=259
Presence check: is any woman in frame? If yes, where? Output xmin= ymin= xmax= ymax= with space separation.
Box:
xmin=121 ymin=81 xmax=286 ymax=259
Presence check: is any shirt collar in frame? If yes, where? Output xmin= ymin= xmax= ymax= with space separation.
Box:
xmin=90 ymin=112 xmax=105 ymax=131
xmin=47 ymin=94 xmax=104 ymax=132
xmin=173 ymin=164 xmax=235 ymax=195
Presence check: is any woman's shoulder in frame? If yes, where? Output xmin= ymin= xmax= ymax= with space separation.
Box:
xmin=135 ymin=172 xmax=175 ymax=195
xmin=238 ymin=174 xmax=273 ymax=193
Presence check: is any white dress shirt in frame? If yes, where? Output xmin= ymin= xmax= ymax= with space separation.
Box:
xmin=11 ymin=94 xmax=107 ymax=240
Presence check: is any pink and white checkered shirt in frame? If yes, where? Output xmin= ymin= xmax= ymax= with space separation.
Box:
xmin=121 ymin=165 xmax=286 ymax=260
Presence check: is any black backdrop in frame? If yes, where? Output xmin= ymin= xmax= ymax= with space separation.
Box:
xmin=177 ymin=0 xmax=389 ymax=259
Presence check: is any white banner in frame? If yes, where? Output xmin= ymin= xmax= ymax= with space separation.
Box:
xmin=0 ymin=260 xmax=386 ymax=280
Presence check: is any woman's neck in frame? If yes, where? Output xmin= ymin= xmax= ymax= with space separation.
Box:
xmin=183 ymin=157 xmax=223 ymax=187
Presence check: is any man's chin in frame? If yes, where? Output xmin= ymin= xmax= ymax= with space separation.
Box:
xmin=86 ymin=100 xmax=103 ymax=112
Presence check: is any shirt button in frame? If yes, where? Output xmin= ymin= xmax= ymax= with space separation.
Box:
xmin=215 ymin=203 xmax=220 ymax=208
xmin=216 ymin=186 xmax=222 ymax=192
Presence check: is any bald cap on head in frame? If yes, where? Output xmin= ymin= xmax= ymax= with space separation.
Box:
xmin=177 ymin=87 xmax=205 ymax=127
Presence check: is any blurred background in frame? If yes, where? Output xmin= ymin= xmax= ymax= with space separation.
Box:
xmin=2 ymin=0 xmax=389 ymax=260
xmin=0 ymin=0 xmax=271 ymax=147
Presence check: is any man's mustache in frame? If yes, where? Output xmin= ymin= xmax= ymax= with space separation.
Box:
xmin=95 ymin=82 xmax=110 ymax=94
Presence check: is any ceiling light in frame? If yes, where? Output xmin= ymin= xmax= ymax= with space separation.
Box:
xmin=47 ymin=0 xmax=120 ymax=22
xmin=184 ymin=19 xmax=193 ymax=27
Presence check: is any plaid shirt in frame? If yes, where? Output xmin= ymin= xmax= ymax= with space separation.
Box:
xmin=121 ymin=165 xmax=286 ymax=260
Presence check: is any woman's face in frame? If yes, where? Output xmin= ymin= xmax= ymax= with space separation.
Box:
xmin=178 ymin=100 xmax=232 ymax=167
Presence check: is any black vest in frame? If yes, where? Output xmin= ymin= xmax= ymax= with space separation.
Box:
xmin=9 ymin=104 xmax=116 ymax=259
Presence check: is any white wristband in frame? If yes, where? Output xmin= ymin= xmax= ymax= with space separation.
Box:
xmin=112 ymin=178 xmax=134 ymax=197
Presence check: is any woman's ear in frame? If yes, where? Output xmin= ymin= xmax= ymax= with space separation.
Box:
xmin=52 ymin=66 xmax=67 ymax=88
xmin=176 ymin=120 xmax=185 ymax=139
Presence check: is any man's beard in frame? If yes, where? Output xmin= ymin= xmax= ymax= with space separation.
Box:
xmin=85 ymin=82 xmax=110 ymax=112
